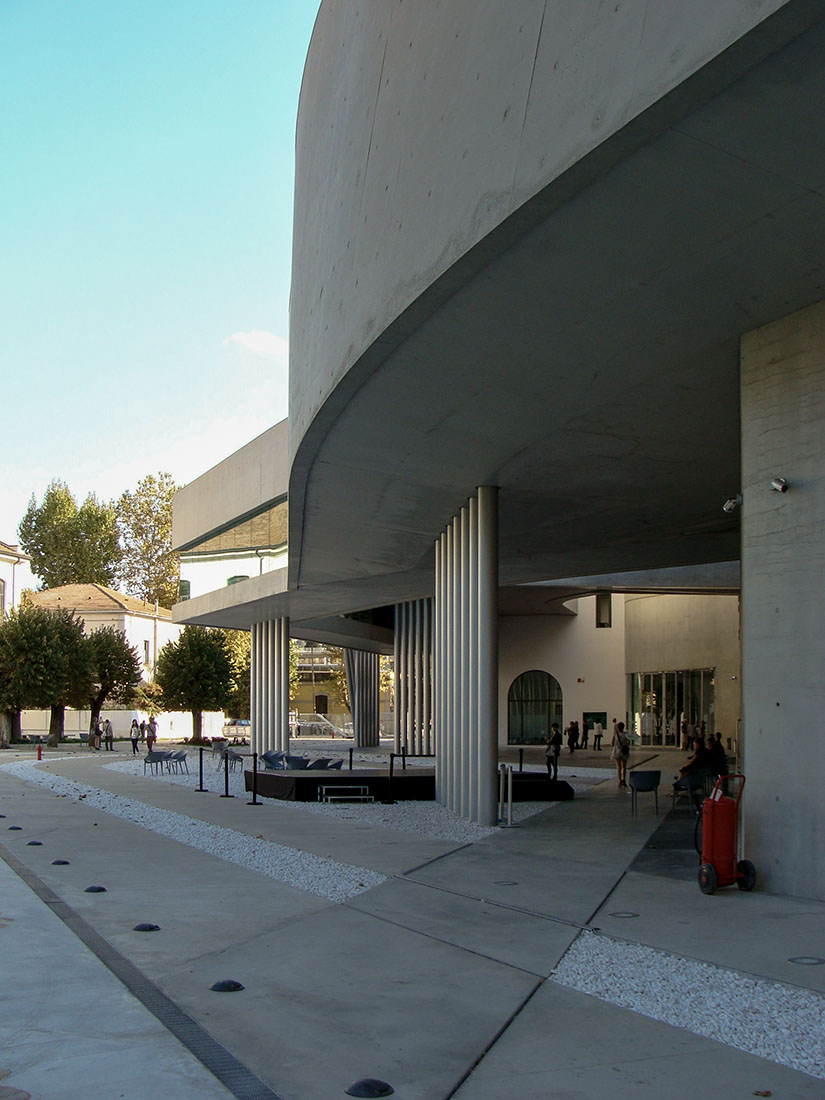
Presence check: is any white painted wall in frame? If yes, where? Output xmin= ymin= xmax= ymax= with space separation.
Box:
xmin=22 ymin=709 xmax=226 ymax=741
xmin=498 ymin=595 xmax=626 ymax=744
xmin=741 ymin=298 xmax=825 ymax=901
xmin=0 ymin=549 xmax=34 ymax=612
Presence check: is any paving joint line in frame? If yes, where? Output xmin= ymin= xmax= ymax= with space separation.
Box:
xmin=0 ymin=839 xmax=284 ymax=1100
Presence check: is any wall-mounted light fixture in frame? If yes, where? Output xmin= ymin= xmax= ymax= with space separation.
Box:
xmin=770 ymin=477 xmax=789 ymax=493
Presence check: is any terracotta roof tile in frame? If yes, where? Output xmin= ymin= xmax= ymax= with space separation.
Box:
xmin=27 ymin=584 xmax=173 ymax=618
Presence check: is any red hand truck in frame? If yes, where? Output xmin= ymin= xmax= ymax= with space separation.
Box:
xmin=697 ymin=774 xmax=756 ymax=895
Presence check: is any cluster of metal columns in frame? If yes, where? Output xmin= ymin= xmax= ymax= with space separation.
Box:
xmin=393 ymin=599 xmax=433 ymax=754
xmin=344 ymin=648 xmax=381 ymax=747
xmin=250 ymin=617 xmax=290 ymax=755
xmin=433 ymin=486 xmax=499 ymax=825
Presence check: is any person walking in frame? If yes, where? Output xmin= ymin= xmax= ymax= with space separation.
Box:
xmin=593 ymin=720 xmax=603 ymax=751
xmin=103 ymin=718 xmax=114 ymax=751
xmin=145 ymin=720 xmax=157 ymax=753
xmin=580 ymin=719 xmax=589 ymax=750
xmin=612 ymin=721 xmax=630 ymax=787
xmin=129 ymin=719 xmax=140 ymax=755
xmin=545 ymin=723 xmax=563 ymax=780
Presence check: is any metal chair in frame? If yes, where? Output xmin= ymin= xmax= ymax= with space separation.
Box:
xmin=143 ymin=750 xmax=170 ymax=776
xmin=306 ymin=758 xmax=332 ymax=770
xmin=261 ymin=750 xmax=286 ymax=770
xmin=285 ymin=754 xmax=310 ymax=769
xmin=672 ymin=770 xmax=708 ymax=814
xmin=169 ymin=750 xmax=188 ymax=774
xmin=629 ymin=769 xmax=660 ymax=815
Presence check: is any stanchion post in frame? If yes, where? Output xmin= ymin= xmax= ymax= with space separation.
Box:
xmin=519 ymin=748 xmax=524 ymax=772
xmin=348 ymin=747 xmax=354 ymax=771
xmin=247 ymin=752 xmax=261 ymax=806
xmin=498 ymin=764 xmax=505 ymax=823
xmin=220 ymin=750 xmax=234 ymax=798
xmin=401 ymin=746 xmax=407 ymax=771
xmin=507 ymin=766 xmax=514 ymax=828
xmin=196 ymin=747 xmax=207 ymax=792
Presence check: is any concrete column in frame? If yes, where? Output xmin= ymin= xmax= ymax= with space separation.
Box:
xmin=741 ymin=299 xmax=825 ymax=901
xmin=345 ymin=648 xmax=380 ymax=747
xmin=249 ymin=617 xmax=290 ymax=757
xmin=433 ymin=487 xmax=499 ymax=824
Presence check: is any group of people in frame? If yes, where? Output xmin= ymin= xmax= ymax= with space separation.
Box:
xmin=542 ymin=716 xmax=614 ymax=780
xmin=129 ymin=718 xmax=158 ymax=755
xmin=88 ymin=717 xmax=114 ymax=751
xmin=673 ymin=730 xmax=728 ymax=792
xmin=88 ymin=717 xmax=158 ymax=754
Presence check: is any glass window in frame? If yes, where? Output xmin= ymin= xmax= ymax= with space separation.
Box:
xmin=629 ymin=668 xmax=715 ymax=746
xmin=596 ymin=592 xmax=612 ymax=628
xmin=507 ymin=670 xmax=563 ymax=744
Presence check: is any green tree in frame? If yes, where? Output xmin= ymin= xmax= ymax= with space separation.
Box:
xmin=87 ymin=627 xmax=142 ymax=730
xmin=289 ymin=638 xmax=300 ymax=702
xmin=43 ymin=610 xmax=92 ymax=746
xmin=18 ymin=480 xmax=121 ymax=589
xmin=224 ymin=630 xmax=251 ymax=719
xmin=0 ymin=607 xmax=90 ymax=746
xmin=134 ymin=679 xmax=164 ymax=717
xmin=0 ymin=606 xmax=58 ymax=743
xmin=155 ymin=626 xmax=233 ymax=744
xmin=117 ymin=472 xmax=180 ymax=608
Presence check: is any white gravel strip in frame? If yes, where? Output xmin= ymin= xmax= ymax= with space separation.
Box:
xmin=552 ymin=930 xmax=825 ymax=1080
xmin=103 ymin=756 xmax=603 ymax=842
xmin=1 ymin=759 xmax=385 ymax=902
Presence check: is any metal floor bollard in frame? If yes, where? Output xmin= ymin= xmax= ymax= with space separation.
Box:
xmin=220 ymin=751 xmax=234 ymax=798
xmin=196 ymin=747 xmax=208 ymax=792
xmin=247 ymin=753 xmax=262 ymax=806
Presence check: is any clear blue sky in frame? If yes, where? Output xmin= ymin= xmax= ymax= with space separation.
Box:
xmin=0 ymin=0 xmax=319 ymax=538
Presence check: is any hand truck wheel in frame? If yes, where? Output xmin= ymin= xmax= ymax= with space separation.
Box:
xmin=698 ymin=862 xmax=717 ymax=895
xmin=736 ymin=859 xmax=757 ymax=891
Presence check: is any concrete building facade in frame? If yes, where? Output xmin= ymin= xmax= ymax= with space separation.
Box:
xmin=174 ymin=1 xmax=825 ymax=900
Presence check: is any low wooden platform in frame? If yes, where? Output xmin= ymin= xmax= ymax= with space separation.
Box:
xmin=244 ymin=768 xmax=574 ymax=803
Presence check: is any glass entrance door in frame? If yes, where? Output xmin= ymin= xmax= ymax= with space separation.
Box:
xmin=629 ymin=668 xmax=715 ymax=746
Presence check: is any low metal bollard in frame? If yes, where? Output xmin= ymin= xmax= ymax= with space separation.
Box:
xmin=518 ymin=748 xmax=524 ymax=772
xmin=220 ymin=751 xmax=234 ymax=798
xmin=196 ymin=747 xmax=207 ymax=792
xmin=247 ymin=752 xmax=261 ymax=806
xmin=401 ymin=746 xmax=407 ymax=771
xmin=348 ymin=747 xmax=354 ymax=771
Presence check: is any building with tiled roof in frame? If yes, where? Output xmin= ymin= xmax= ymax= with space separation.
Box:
xmin=0 ymin=540 xmax=34 ymax=615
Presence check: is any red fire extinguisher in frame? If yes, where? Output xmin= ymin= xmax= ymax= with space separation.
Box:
xmin=698 ymin=774 xmax=756 ymax=895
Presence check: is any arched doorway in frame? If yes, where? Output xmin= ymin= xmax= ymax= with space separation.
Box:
xmin=507 ymin=670 xmax=563 ymax=744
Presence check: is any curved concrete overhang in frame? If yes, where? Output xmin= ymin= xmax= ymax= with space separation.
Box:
xmin=288 ymin=1 xmax=825 ymax=608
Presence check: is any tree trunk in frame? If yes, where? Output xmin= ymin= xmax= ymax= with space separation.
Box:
xmin=190 ymin=710 xmax=204 ymax=743
xmin=10 ymin=711 xmax=22 ymax=743
xmin=89 ymin=695 xmax=103 ymax=732
xmin=0 ymin=712 xmax=10 ymax=749
xmin=48 ymin=705 xmax=65 ymax=748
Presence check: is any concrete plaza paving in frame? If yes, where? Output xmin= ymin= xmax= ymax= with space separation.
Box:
xmin=0 ymin=743 xmax=823 ymax=1100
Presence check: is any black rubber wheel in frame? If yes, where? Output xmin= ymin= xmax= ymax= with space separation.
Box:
xmin=698 ymin=862 xmax=717 ymax=895
xmin=693 ymin=813 xmax=703 ymax=857
xmin=736 ymin=859 xmax=757 ymax=891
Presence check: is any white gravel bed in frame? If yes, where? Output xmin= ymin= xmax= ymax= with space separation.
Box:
xmin=102 ymin=756 xmax=561 ymax=843
xmin=552 ymin=930 xmax=825 ymax=1080
xmin=1 ymin=759 xmax=385 ymax=902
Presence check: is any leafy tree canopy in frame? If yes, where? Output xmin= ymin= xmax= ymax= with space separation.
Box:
xmin=224 ymin=629 xmax=250 ymax=719
xmin=87 ymin=626 xmax=142 ymax=727
xmin=155 ymin=625 xmax=233 ymax=742
xmin=18 ymin=480 xmax=121 ymax=589
xmin=116 ymin=472 xmax=180 ymax=608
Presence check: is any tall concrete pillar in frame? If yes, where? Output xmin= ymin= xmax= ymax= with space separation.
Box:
xmin=741 ymin=299 xmax=825 ymax=901
xmin=393 ymin=598 xmax=433 ymax=755
xmin=433 ymin=486 xmax=499 ymax=825
xmin=345 ymin=648 xmax=380 ymax=747
xmin=250 ymin=617 xmax=290 ymax=756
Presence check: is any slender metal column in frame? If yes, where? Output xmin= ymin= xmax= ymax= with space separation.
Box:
xmin=250 ymin=623 xmax=260 ymax=756
xmin=468 ymin=495 xmax=480 ymax=819
xmin=477 ymin=486 xmax=499 ymax=825
xmin=434 ymin=539 xmax=444 ymax=801
xmin=393 ymin=604 xmax=402 ymax=752
xmin=422 ymin=597 xmax=432 ymax=755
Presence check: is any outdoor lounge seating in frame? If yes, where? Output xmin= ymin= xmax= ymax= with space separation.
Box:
xmin=169 ymin=750 xmax=188 ymax=774
xmin=306 ymin=758 xmax=332 ymax=769
xmin=628 ymin=769 xmax=660 ymax=815
xmin=285 ymin=754 xmax=310 ymax=769
xmin=143 ymin=750 xmax=172 ymax=775
xmin=261 ymin=750 xmax=286 ymax=770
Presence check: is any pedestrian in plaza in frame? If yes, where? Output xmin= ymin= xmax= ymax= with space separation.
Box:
xmin=612 ymin=721 xmax=630 ymax=787
xmin=145 ymin=721 xmax=157 ymax=753
xmin=103 ymin=718 xmax=114 ymax=751
xmin=593 ymin=720 xmax=603 ymax=751
xmin=545 ymin=723 xmax=562 ymax=780
xmin=129 ymin=719 xmax=140 ymax=755
xmin=139 ymin=719 xmax=147 ymax=743
xmin=93 ymin=717 xmax=102 ymax=750
xmin=580 ymin=719 xmax=589 ymax=750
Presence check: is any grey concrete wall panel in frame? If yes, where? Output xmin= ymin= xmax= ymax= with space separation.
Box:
xmin=741 ymin=300 xmax=825 ymax=901
xmin=289 ymin=2 xmax=825 ymax=604
xmin=172 ymin=420 xmax=288 ymax=551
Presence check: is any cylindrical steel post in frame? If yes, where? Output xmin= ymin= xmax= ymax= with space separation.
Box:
xmin=477 ymin=485 xmax=499 ymax=826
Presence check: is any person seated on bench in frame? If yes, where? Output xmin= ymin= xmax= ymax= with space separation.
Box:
xmin=673 ymin=735 xmax=711 ymax=792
